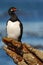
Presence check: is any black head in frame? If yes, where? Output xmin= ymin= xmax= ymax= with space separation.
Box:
xmin=8 ymin=7 xmax=16 ymax=16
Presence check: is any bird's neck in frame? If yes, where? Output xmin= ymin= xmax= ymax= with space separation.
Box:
xmin=10 ymin=13 xmax=18 ymax=22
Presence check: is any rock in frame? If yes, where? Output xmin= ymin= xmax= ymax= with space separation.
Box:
xmin=2 ymin=37 xmax=43 ymax=65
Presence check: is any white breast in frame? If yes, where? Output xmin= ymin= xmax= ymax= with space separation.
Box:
xmin=7 ymin=20 xmax=20 ymax=40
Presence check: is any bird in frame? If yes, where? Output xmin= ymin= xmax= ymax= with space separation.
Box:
xmin=6 ymin=7 xmax=23 ymax=43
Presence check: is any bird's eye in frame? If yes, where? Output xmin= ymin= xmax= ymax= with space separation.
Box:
xmin=11 ymin=9 xmax=13 ymax=11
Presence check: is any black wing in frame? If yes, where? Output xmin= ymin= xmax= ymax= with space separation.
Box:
xmin=18 ymin=19 xmax=23 ymax=42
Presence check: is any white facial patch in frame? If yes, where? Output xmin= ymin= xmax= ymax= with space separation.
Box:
xmin=7 ymin=20 xmax=20 ymax=40
xmin=11 ymin=9 xmax=13 ymax=11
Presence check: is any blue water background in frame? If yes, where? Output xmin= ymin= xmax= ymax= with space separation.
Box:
xmin=0 ymin=0 xmax=43 ymax=65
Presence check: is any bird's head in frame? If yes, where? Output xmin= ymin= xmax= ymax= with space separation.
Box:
xmin=8 ymin=7 xmax=17 ymax=16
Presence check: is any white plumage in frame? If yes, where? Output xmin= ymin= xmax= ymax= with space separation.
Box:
xmin=7 ymin=20 xmax=20 ymax=40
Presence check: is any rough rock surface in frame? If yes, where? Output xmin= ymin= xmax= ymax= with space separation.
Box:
xmin=2 ymin=37 xmax=43 ymax=65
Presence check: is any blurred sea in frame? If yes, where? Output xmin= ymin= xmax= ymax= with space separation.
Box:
xmin=0 ymin=0 xmax=43 ymax=65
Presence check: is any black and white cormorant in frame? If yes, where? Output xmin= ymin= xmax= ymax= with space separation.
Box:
xmin=7 ymin=7 xmax=23 ymax=42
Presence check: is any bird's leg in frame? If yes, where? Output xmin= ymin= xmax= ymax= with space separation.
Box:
xmin=18 ymin=40 xmax=23 ymax=50
xmin=16 ymin=40 xmax=23 ymax=56
xmin=18 ymin=39 xmax=23 ymax=49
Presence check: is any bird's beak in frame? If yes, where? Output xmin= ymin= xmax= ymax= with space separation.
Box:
xmin=13 ymin=8 xmax=16 ymax=11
